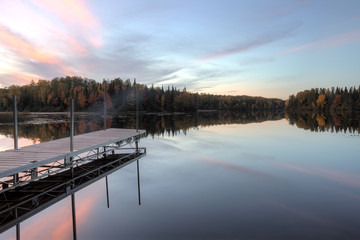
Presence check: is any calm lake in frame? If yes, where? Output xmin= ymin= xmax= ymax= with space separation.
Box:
xmin=1 ymin=112 xmax=360 ymax=240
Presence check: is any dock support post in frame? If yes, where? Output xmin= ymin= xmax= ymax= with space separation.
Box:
xmin=13 ymin=173 xmax=19 ymax=185
xmin=13 ymin=95 xmax=18 ymax=150
xmin=15 ymin=208 xmax=20 ymax=240
xmin=70 ymin=99 xmax=74 ymax=153
xmin=106 ymin=176 xmax=110 ymax=208
xmin=104 ymin=80 xmax=107 ymax=131
xmin=71 ymin=194 xmax=77 ymax=240
xmin=31 ymin=168 xmax=38 ymax=179
xmin=136 ymin=79 xmax=139 ymax=132
xmin=137 ymin=159 xmax=141 ymax=206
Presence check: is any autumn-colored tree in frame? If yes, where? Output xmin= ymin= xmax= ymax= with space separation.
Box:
xmin=316 ymin=114 xmax=326 ymax=127
xmin=316 ymin=94 xmax=327 ymax=109
xmin=77 ymin=92 xmax=86 ymax=109
xmin=332 ymin=95 xmax=341 ymax=107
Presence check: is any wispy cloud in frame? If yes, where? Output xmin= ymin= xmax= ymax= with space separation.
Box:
xmin=0 ymin=24 xmax=60 ymax=65
xmin=239 ymin=57 xmax=275 ymax=66
xmin=29 ymin=0 xmax=102 ymax=48
xmin=0 ymin=23 xmax=80 ymax=84
xmin=278 ymin=28 xmax=360 ymax=54
xmin=198 ymin=23 xmax=301 ymax=63
xmin=0 ymin=0 xmax=103 ymax=85
xmin=261 ymin=0 xmax=311 ymax=21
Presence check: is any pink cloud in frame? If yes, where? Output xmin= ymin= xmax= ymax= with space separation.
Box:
xmin=197 ymin=23 xmax=300 ymax=63
xmin=0 ymin=25 xmax=60 ymax=65
xmin=0 ymin=23 xmax=81 ymax=83
xmin=278 ymin=28 xmax=360 ymax=54
xmin=30 ymin=0 xmax=102 ymax=48
xmin=277 ymin=162 xmax=314 ymax=175
xmin=199 ymin=35 xmax=285 ymax=63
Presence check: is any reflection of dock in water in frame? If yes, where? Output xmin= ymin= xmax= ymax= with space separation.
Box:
xmin=0 ymin=128 xmax=146 ymax=237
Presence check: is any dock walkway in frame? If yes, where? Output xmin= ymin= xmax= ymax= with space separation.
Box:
xmin=0 ymin=128 xmax=146 ymax=191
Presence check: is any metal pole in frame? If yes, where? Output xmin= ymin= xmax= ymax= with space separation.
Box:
xmin=70 ymin=99 xmax=75 ymax=180
xmin=71 ymin=194 xmax=77 ymax=240
xmin=137 ymin=159 xmax=141 ymax=206
xmin=106 ymin=176 xmax=110 ymax=208
xmin=15 ymin=208 xmax=20 ymax=240
xmin=13 ymin=95 xmax=18 ymax=150
xmin=104 ymin=80 xmax=107 ymax=130
xmin=136 ymin=81 xmax=139 ymax=132
xmin=16 ymin=224 xmax=20 ymax=240
xmin=70 ymin=83 xmax=77 ymax=240
xmin=70 ymin=99 xmax=74 ymax=152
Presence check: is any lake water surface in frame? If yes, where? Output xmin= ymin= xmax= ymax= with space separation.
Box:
xmin=1 ymin=114 xmax=360 ymax=240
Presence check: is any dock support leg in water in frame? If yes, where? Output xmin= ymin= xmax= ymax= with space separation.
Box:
xmin=106 ymin=176 xmax=110 ymax=208
xmin=71 ymin=194 xmax=77 ymax=240
xmin=13 ymin=95 xmax=18 ymax=150
xmin=137 ymin=159 xmax=141 ymax=206
xmin=16 ymin=208 xmax=20 ymax=240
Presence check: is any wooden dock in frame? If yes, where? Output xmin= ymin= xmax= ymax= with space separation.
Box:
xmin=0 ymin=128 xmax=146 ymax=191
xmin=0 ymin=128 xmax=146 ymax=234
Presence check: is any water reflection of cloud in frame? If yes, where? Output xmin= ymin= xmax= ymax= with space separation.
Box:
xmin=5 ymin=194 xmax=99 ymax=240
xmin=241 ymin=152 xmax=275 ymax=162
xmin=198 ymin=155 xmax=277 ymax=182
xmin=265 ymin=198 xmax=336 ymax=227
xmin=51 ymin=197 xmax=98 ymax=240
xmin=153 ymin=138 xmax=183 ymax=152
xmin=277 ymin=163 xmax=360 ymax=188
xmin=326 ymin=186 xmax=360 ymax=201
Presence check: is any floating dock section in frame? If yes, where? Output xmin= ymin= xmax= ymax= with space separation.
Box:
xmin=0 ymin=128 xmax=146 ymax=233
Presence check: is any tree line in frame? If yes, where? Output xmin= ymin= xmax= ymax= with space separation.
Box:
xmin=285 ymin=86 xmax=360 ymax=112
xmin=0 ymin=76 xmax=284 ymax=113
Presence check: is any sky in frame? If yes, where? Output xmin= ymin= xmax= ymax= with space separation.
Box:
xmin=0 ymin=0 xmax=359 ymax=99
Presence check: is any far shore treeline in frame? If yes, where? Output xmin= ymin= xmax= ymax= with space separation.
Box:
xmin=0 ymin=76 xmax=284 ymax=113
xmin=0 ymin=76 xmax=359 ymax=114
xmin=285 ymin=86 xmax=360 ymax=113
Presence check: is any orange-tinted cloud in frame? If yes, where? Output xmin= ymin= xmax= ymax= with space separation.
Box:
xmin=0 ymin=64 xmax=41 ymax=86
xmin=0 ymin=23 xmax=80 ymax=83
xmin=0 ymin=25 xmax=60 ymax=65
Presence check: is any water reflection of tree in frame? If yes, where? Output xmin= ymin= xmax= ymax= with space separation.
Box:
xmin=285 ymin=111 xmax=360 ymax=134
xmin=0 ymin=111 xmax=284 ymax=142
xmin=141 ymin=111 xmax=284 ymax=137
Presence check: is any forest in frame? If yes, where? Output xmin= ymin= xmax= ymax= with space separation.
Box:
xmin=0 ymin=76 xmax=284 ymax=113
xmin=285 ymin=86 xmax=360 ymax=112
